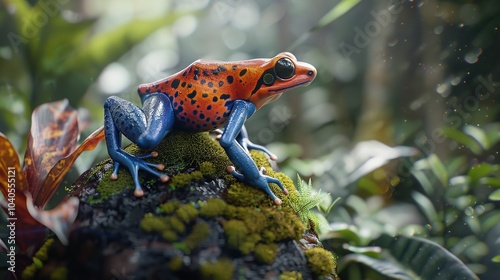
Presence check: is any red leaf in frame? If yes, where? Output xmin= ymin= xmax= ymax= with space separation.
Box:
xmin=0 ymin=132 xmax=28 ymax=197
xmin=1 ymin=132 xmax=48 ymax=254
xmin=0 ymin=101 xmax=105 ymax=258
xmin=26 ymin=193 xmax=80 ymax=245
xmin=35 ymin=125 xmax=105 ymax=207
xmin=23 ymin=99 xmax=79 ymax=205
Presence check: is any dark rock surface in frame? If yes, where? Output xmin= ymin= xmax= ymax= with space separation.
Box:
xmin=23 ymin=132 xmax=337 ymax=280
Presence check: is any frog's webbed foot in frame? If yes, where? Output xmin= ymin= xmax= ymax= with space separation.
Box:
xmin=109 ymin=150 xmax=169 ymax=197
xmin=111 ymin=151 xmax=164 ymax=179
xmin=227 ymin=165 xmax=288 ymax=205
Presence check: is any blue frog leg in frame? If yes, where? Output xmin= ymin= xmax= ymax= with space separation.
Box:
xmin=237 ymin=126 xmax=278 ymax=160
xmin=103 ymin=93 xmax=173 ymax=197
xmin=219 ymin=100 xmax=288 ymax=205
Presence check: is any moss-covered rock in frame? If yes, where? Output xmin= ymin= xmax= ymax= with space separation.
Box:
xmin=199 ymin=197 xmax=227 ymax=218
xmin=25 ymin=131 xmax=338 ymax=280
xmin=280 ymin=271 xmax=303 ymax=280
xmin=305 ymin=247 xmax=337 ymax=277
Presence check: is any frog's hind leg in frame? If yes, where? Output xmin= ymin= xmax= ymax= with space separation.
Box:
xmin=104 ymin=93 xmax=173 ymax=197
xmin=237 ymin=126 xmax=278 ymax=160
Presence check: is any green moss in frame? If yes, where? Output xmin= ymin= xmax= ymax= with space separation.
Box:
xmin=239 ymin=233 xmax=262 ymax=255
xmin=33 ymin=257 xmax=43 ymax=268
xmin=140 ymin=201 xmax=205 ymax=244
xmin=185 ymin=221 xmax=210 ymax=250
xmin=238 ymin=208 xmax=266 ymax=233
xmin=88 ymin=165 xmax=135 ymax=204
xmin=225 ymin=150 xmax=301 ymax=210
xmin=161 ymin=230 xmax=178 ymax=242
xmin=159 ymin=200 xmax=180 ymax=214
xmin=261 ymin=230 xmax=276 ymax=243
xmin=22 ymin=263 xmax=37 ymax=279
xmin=222 ymin=207 xmax=267 ymax=233
xmin=221 ymin=182 xmax=305 ymax=255
xmin=223 ymin=220 xmax=249 ymax=250
xmin=199 ymin=198 xmax=227 ymax=218
xmin=22 ymin=238 xmax=57 ymax=279
xmin=50 ymin=267 xmax=68 ymax=280
xmin=199 ymin=161 xmax=217 ymax=176
xmin=261 ymin=208 xmax=304 ymax=241
xmin=305 ymin=247 xmax=336 ymax=277
xmin=223 ymin=219 xmax=263 ymax=255
xmin=280 ymin=271 xmax=303 ymax=280
xmin=223 ymin=204 xmax=239 ymax=219
xmin=133 ymin=131 xmax=232 ymax=176
xmin=254 ymin=243 xmax=278 ymax=264
xmin=140 ymin=213 xmax=169 ymax=232
xmin=168 ymin=216 xmax=186 ymax=234
xmin=168 ymin=256 xmax=183 ymax=271
xmin=200 ymin=259 xmax=234 ymax=280
xmin=89 ymin=131 xmax=231 ymax=204
xmin=175 ymin=203 xmax=199 ymax=224
xmin=34 ymin=238 xmax=54 ymax=262
xmin=170 ymin=171 xmax=203 ymax=188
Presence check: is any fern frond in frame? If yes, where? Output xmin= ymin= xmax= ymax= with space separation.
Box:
xmin=291 ymin=175 xmax=331 ymax=227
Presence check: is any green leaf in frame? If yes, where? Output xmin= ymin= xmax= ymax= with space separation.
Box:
xmin=481 ymin=210 xmax=500 ymax=232
xmin=484 ymin=123 xmax=500 ymax=147
xmin=370 ymin=234 xmax=479 ymax=280
xmin=342 ymin=244 xmax=382 ymax=258
xmin=442 ymin=127 xmax=483 ymax=155
xmin=479 ymin=177 xmax=500 ymax=187
xmin=37 ymin=16 xmax=95 ymax=75
xmin=447 ymin=175 xmax=470 ymax=198
xmin=4 ymin=0 xmax=34 ymax=42
xmin=411 ymin=168 xmax=434 ymax=195
xmin=413 ymin=154 xmax=448 ymax=187
xmin=291 ymin=175 xmax=329 ymax=226
xmin=488 ymin=189 xmax=500 ymax=201
xmin=51 ymin=11 xmax=194 ymax=105
xmin=427 ymin=154 xmax=448 ymax=186
xmin=322 ymin=223 xmax=362 ymax=246
xmin=62 ymin=13 xmax=189 ymax=74
xmin=492 ymin=255 xmax=500 ymax=263
xmin=463 ymin=125 xmax=489 ymax=149
xmin=411 ymin=191 xmax=439 ymax=226
xmin=312 ymin=0 xmax=362 ymax=31
xmin=339 ymin=254 xmax=415 ymax=280
xmin=467 ymin=163 xmax=499 ymax=185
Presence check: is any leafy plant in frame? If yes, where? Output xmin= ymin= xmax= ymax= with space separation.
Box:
xmin=289 ymin=175 xmax=335 ymax=233
xmin=0 ymin=99 xmax=104 ymax=278
xmin=315 ymin=123 xmax=500 ymax=279
xmin=339 ymin=234 xmax=479 ymax=280
xmin=0 ymin=0 xmax=194 ymax=142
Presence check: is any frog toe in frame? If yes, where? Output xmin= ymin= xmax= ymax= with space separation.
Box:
xmin=227 ymin=165 xmax=245 ymax=181
xmin=137 ymin=151 xmax=159 ymax=159
xmin=110 ymin=162 xmax=120 ymax=180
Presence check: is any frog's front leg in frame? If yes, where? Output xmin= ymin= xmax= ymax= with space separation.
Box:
xmin=219 ymin=100 xmax=288 ymax=205
xmin=103 ymin=93 xmax=173 ymax=197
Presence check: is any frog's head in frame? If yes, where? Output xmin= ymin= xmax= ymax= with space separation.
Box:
xmin=247 ymin=52 xmax=316 ymax=109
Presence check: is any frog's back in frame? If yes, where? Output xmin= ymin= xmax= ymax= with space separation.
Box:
xmin=137 ymin=59 xmax=263 ymax=131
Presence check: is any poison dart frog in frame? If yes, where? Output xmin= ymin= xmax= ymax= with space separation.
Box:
xmin=103 ymin=52 xmax=316 ymax=205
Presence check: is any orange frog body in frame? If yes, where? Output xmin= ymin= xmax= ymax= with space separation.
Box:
xmin=103 ymin=52 xmax=316 ymax=204
xmin=137 ymin=52 xmax=316 ymax=131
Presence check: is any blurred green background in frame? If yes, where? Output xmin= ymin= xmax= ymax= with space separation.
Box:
xmin=1 ymin=0 xmax=499 ymax=279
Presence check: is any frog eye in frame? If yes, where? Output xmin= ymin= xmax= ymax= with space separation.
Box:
xmin=274 ymin=58 xmax=295 ymax=80
xmin=263 ymin=73 xmax=275 ymax=85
